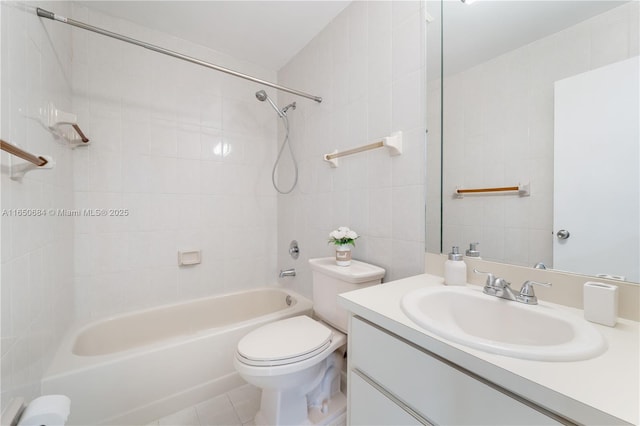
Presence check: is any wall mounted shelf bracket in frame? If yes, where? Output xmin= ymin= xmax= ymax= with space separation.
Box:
xmin=10 ymin=155 xmax=55 ymax=180
xmin=44 ymin=103 xmax=90 ymax=147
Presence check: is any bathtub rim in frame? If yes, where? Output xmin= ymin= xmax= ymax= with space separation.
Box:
xmin=44 ymin=286 xmax=313 ymax=379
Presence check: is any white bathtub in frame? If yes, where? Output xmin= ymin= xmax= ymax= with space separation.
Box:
xmin=42 ymin=287 xmax=313 ymax=425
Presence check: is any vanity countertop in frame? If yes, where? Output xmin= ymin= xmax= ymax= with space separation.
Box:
xmin=338 ymin=273 xmax=639 ymax=425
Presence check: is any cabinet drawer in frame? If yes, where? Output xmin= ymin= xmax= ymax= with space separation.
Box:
xmin=350 ymin=317 xmax=562 ymax=425
xmin=349 ymin=371 xmax=425 ymax=426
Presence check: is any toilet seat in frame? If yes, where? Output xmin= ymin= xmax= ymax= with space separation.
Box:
xmin=237 ymin=316 xmax=333 ymax=367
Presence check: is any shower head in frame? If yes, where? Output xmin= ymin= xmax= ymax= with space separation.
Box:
xmin=255 ymin=90 xmax=268 ymax=102
xmin=282 ymin=102 xmax=296 ymax=115
xmin=255 ymin=90 xmax=284 ymax=118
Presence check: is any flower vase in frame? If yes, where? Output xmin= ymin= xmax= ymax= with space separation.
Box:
xmin=335 ymin=245 xmax=352 ymax=266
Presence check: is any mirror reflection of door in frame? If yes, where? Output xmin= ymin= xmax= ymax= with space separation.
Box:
xmin=553 ymin=56 xmax=639 ymax=282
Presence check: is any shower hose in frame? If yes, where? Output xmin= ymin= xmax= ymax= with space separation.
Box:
xmin=272 ymin=113 xmax=298 ymax=194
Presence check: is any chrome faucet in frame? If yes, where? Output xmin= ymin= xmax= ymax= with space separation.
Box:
xmin=474 ymin=269 xmax=518 ymax=301
xmin=473 ymin=269 xmax=551 ymax=305
xmin=533 ymin=262 xmax=547 ymax=270
xmin=517 ymin=280 xmax=552 ymax=304
xmin=279 ymin=268 xmax=296 ymax=278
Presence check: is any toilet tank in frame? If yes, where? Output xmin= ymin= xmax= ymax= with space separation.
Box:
xmin=309 ymin=257 xmax=385 ymax=333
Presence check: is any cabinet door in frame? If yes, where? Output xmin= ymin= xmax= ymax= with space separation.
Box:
xmin=350 ymin=317 xmax=564 ymax=425
xmin=349 ymin=371 xmax=426 ymax=426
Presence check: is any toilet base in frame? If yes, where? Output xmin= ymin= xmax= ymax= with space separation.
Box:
xmin=308 ymin=391 xmax=346 ymax=426
xmin=254 ymin=391 xmax=346 ymax=426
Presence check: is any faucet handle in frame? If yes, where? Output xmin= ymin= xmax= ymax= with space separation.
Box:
xmin=493 ymin=277 xmax=511 ymax=288
xmin=518 ymin=280 xmax=552 ymax=304
xmin=473 ymin=268 xmax=495 ymax=286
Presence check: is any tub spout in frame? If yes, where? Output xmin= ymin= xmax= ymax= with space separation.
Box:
xmin=279 ymin=268 xmax=296 ymax=278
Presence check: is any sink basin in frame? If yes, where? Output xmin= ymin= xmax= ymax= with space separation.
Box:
xmin=401 ymin=286 xmax=606 ymax=361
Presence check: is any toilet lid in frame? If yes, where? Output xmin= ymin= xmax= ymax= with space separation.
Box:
xmin=237 ymin=316 xmax=333 ymax=366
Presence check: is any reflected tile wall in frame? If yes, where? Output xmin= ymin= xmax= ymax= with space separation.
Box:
xmin=435 ymin=2 xmax=639 ymax=268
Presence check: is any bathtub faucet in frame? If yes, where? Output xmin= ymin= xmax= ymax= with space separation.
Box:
xmin=279 ymin=268 xmax=296 ymax=278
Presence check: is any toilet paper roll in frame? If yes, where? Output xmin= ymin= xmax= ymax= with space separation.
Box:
xmin=17 ymin=395 xmax=70 ymax=426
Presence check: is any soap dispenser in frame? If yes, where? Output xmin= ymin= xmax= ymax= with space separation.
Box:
xmin=465 ymin=242 xmax=481 ymax=260
xmin=444 ymin=246 xmax=467 ymax=286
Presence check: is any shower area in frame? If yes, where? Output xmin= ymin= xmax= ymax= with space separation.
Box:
xmin=1 ymin=0 xmax=427 ymax=422
xmin=35 ymin=3 xmax=324 ymax=320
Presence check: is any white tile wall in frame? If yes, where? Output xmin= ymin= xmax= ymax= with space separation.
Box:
xmin=429 ymin=2 xmax=639 ymax=268
xmin=1 ymin=0 xmax=75 ymax=411
xmin=70 ymin=5 xmax=280 ymax=320
xmin=276 ymin=1 xmax=427 ymax=297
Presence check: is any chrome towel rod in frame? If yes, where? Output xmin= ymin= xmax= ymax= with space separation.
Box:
xmin=36 ymin=8 xmax=323 ymax=104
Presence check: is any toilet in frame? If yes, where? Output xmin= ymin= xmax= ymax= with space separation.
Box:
xmin=234 ymin=257 xmax=385 ymax=426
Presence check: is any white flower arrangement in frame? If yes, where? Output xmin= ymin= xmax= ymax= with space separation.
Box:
xmin=328 ymin=226 xmax=359 ymax=247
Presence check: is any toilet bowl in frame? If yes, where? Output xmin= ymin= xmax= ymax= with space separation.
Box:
xmin=234 ymin=316 xmax=346 ymax=425
xmin=234 ymin=257 xmax=385 ymax=426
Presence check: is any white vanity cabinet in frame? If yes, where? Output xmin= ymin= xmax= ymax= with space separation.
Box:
xmin=347 ymin=316 xmax=565 ymax=425
xmin=349 ymin=371 xmax=424 ymax=425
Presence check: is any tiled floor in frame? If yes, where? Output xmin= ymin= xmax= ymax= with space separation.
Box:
xmin=146 ymin=384 xmax=261 ymax=426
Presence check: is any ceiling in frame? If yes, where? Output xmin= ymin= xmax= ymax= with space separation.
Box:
xmin=79 ymin=1 xmax=351 ymax=71
xmin=427 ymin=0 xmax=629 ymax=78
xmin=79 ymin=1 xmax=628 ymax=77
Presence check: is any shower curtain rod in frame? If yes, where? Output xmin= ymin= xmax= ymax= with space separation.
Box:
xmin=36 ymin=8 xmax=323 ymax=103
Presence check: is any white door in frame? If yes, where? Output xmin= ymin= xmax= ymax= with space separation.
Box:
xmin=553 ymin=57 xmax=639 ymax=282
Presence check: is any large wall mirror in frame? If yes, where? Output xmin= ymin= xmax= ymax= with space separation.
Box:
xmin=426 ymin=0 xmax=639 ymax=283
